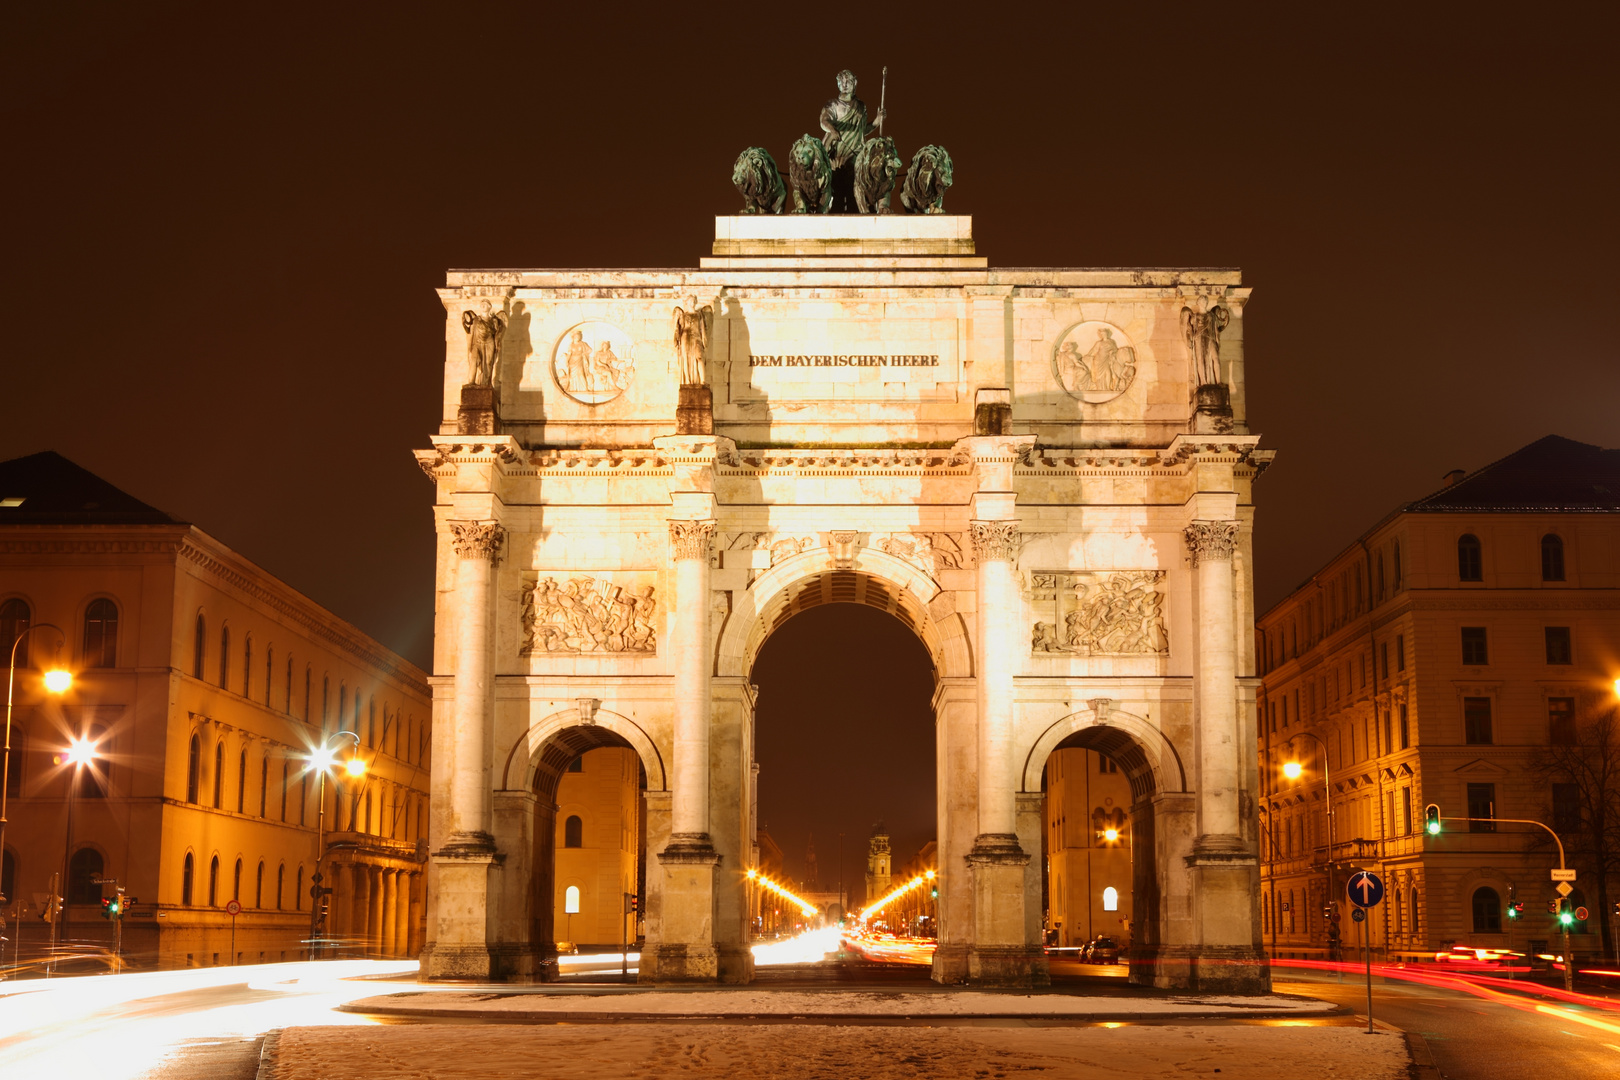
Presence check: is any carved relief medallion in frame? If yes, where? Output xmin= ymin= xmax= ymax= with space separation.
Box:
xmin=1052 ymin=321 xmax=1138 ymax=404
xmin=521 ymin=574 xmax=657 ymax=655
xmin=552 ymin=322 xmax=636 ymax=405
xmin=1029 ymin=570 xmax=1167 ymax=656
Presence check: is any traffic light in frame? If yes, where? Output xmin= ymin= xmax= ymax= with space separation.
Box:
xmin=40 ymin=896 xmax=61 ymax=923
xmin=1424 ymin=804 xmax=1442 ymax=835
xmin=1507 ymin=901 xmax=1523 ymax=919
xmin=629 ymin=895 xmax=639 ymax=912
xmin=1559 ymin=906 xmax=1575 ymax=927
xmin=100 ymin=895 xmax=124 ymax=920
xmin=1548 ymin=899 xmax=1560 ymax=915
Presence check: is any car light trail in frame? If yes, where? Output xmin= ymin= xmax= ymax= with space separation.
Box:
xmin=1536 ymin=1004 xmax=1620 ymax=1037
xmin=859 ymin=869 xmax=934 ymax=921
xmin=746 ymin=869 xmax=818 ymax=917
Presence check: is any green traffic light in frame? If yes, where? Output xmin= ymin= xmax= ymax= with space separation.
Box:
xmin=1559 ymin=912 xmax=1574 ymax=926
xmin=1506 ymin=907 xmax=1519 ymax=919
xmin=1426 ymin=820 xmax=1440 ymax=835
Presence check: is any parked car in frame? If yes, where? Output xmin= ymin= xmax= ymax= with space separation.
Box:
xmin=1086 ymin=936 xmax=1120 ymax=964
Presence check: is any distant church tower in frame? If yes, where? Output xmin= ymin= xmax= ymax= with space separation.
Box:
xmin=865 ymin=822 xmax=892 ymax=906
xmin=804 ymin=833 xmax=820 ymax=891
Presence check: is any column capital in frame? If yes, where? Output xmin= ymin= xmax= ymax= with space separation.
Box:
xmin=1183 ymin=521 xmax=1238 ymax=568
xmin=449 ymin=520 xmax=505 ymax=563
xmin=668 ymin=519 xmax=717 ymax=561
xmin=969 ymin=519 xmax=1021 ymax=564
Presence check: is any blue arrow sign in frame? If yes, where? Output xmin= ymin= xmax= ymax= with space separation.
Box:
xmin=1347 ymin=871 xmax=1385 ymax=908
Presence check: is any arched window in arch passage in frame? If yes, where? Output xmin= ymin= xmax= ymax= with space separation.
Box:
xmin=564 ymin=815 xmax=583 ymax=848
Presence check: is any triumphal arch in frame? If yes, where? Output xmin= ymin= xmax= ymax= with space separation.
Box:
xmin=416 ymin=139 xmax=1272 ymax=992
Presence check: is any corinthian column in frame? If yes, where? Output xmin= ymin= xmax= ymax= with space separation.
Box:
xmin=447 ymin=520 xmax=503 ymax=849
xmin=667 ymin=519 xmax=716 ymax=848
xmin=1185 ymin=520 xmax=1241 ymax=848
xmin=970 ymin=519 xmax=1022 ymax=845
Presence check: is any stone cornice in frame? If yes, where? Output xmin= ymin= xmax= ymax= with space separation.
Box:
xmin=0 ymin=531 xmax=188 ymax=556
xmin=177 ymin=536 xmax=430 ymax=699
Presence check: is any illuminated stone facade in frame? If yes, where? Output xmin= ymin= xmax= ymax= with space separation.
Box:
xmin=0 ymin=452 xmax=432 ymax=969
xmin=1257 ymin=436 xmax=1620 ymax=963
xmin=417 ymin=215 xmax=1272 ymax=990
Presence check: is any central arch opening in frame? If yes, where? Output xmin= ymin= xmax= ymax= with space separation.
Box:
xmin=750 ymin=592 xmax=937 ymax=974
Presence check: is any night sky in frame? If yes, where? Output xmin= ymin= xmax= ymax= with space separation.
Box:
xmin=4 ymin=7 xmax=1616 ymax=879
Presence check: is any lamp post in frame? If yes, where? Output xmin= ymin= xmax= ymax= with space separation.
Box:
xmin=52 ymin=735 xmax=97 ymax=976
xmin=2 ymin=623 xmax=72 ymax=978
xmin=1281 ymin=731 xmax=1337 ymax=960
xmin=305 ymin=731 xmax=364 ymax=961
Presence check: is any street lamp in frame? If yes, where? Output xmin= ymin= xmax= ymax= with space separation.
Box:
xmin=1 ymin=623 xmax=72 ymax=948
xmin=305 ymin=730 xmax=365 ymax=960
xmin=52 ymin=731 xmax=98 ymax=975
xmin=1280 ymin=731 xmax=1338 ymax=958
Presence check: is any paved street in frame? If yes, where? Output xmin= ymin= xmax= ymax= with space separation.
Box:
xmin=1276 ymin=969 xmax=1620 ymax=1080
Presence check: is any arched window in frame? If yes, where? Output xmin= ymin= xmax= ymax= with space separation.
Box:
xmin=68 ymin=847 xmax=103 ymax=904
xmin=284 ymin=656 xmax=293 ymax=713
xmin=255 ymin=860 xmax=264 ymax=908
xmin=186 ymin=734 xmax=201 ymax=803
xmin=322 ymin=676 xmax=329 ymax=729
xmin=219 ymin=625 xmax=231 ymax=688
xmin=243 ymin=635 xmax=253 ymax=698
xmin=237 ymin=750 xmax=247 ymax=813
xmin=564 ymin=885 xmax=581 ymax=914
xmin=276 ymin=864 xmax=285 ymax=910
xmin=365 ymin=790 xmax=373 ymax=834
xmin=259 ymin=756 xmax=268 ymax=817
xmin=233 ymin=858 xmax=243 ymax=901
xmin=296 ymin=865 xmax=304 ymax=910
xmin=83 ymin=598 xmax=118 ymax=668
xmin=1 ymin=598 xmax=32 ymax=667
xmin=213 ymin=742 xmax=225 ymax=807
xmin=1411 ymin=886 xmax=1420 ymax=937
xmin=299 ymin=771 xmax=308 ymax=825
xmin=182 ymin=852 xmax=195 ymax=905
xmin=208 ymin=856 xmax=220 ymax=906
xmin=1471 ymin=886 xmax=1501 ymax=932
xmin=264 ymin=646 xmax=273 ymax=706
xmin=564 ymin=815 xmax=583 ymax=848
xmin=280 ymin=761 xmax=289 ymax=822
xmin=1457 ymin=534 xmax=1483 ymax=581
xmin=368 ymin=699 xmax=376 ymax=747
xmin=1102 ymin=886 xmax=1119 ymax=912
xmin=193 ymin=613 xmax=206 ymax=678
xmin=1541 ymin=534 xmax=1566 ymax=581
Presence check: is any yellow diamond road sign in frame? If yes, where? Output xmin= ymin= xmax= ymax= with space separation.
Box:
xmin=1555 ymin=882 xmax=1573 ymax=897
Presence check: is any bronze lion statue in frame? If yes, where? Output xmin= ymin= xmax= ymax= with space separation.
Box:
xmin=788 ymin=134 xmax=833 ymax=214
xmin=732 ymin=147 xmax=785 ymax=215
xmin=853 ymin=136 xmax=902 ymax=214
xmin=901 ymin=145 xmax=954 ymax=215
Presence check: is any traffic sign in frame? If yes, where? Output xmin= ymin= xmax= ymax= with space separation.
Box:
xmin=1351 ymin=908 xmax=1366 ymax=923
xmin=1555 ymin=882 xmax=1573 ymax=897
xmin=1551 ymin=869 xmax=1577 ymax=882
xmin=1575 ymin=906 xmax=1589 ymax=922
xmin=225 ymin=900 xmax=242 ymax=916
xmin=1347 ymin=871 xmax=1385 ymax=908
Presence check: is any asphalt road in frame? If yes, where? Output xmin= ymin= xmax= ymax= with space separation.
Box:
xmin=1276 ymin=969 xmax=1620 ymax=1080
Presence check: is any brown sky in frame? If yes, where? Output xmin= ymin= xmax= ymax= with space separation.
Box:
xmin=4 ymin=2 xmax=1617 ymax=681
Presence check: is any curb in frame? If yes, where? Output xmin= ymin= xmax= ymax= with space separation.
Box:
xmin=255 ymin=1028 xmax=282 ymax=1080
xmin=1403 ymin=1029 xmax=1442 ymax=1080
xmin=337 ymin=1001 xmax=1351 ymax=1025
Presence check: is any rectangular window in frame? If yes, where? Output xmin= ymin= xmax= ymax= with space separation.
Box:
xmin=1461 ymin=627 xmax=1488 ymax=665
xmin=1552 ymin=784 xmax=1581 ymax=832
xmin=1545 ymin=627 xmax=1572 ymax=665
xmin=1401 ymin=788 xmax=1413 ymax=835
xmin=1549 ymin=697 xmax=1576 ymax=745
xmin=1382 ymin=708 xmax=1392 ymax=755
xmin=1380 ymin=642 xmax=1389 ymax=680
xmin=1464 ymin=697 xmax=1493 ymax=745
xmin=1396 ymin=635 xmax=1406 ymax=671
xmin=1392 ymin=542 xmax=1402 ymax=589
xmin=1551 ymin=783 xmax=1581 ymax=832
xmin=1399 ymin=703 xmax=1410 ymax=749
xmin=1360 ymin=654 xmax=1367 ymax=689
xmin=1466 ymin=782 xmax=1496 ymax=831
xmin=1282 ymin=695 xmax=1289 ymax=727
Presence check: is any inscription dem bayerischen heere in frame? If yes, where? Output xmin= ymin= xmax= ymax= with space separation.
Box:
xmin=748 ymin=354 xmax=940 ymax=367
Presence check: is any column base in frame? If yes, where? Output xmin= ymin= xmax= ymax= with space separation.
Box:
xmin=435 ymin=830 xmax=498 ymax=858
xmin=967 ymin=833 xmax=1032 ymax=953
xmin=419 ymin=941 xmax=542 ymax=982
xmin=966 ymin=944 xmax=1050 ymax=988
xmin=1135 ymin=944 xmax=1271 ymax=993
xmin=931 ymin=942 xmax=970 ymax=984
xmin=647 ymin=833 xmax=721 ymax=984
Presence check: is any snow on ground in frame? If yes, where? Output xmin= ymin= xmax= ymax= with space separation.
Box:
xmin=346 ymin=989 xmax=1335 ymax=1017
xmin=268 ymin=1022 xmax=1410 ymax=1079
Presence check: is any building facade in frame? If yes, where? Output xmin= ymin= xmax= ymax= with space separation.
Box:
xmin=419 ymin=210 xmax=1272 ymax=991
xmin=1258 ymin=436 xmax=1620 ymax=962
xmin=1044 ymin=747 xmax=1134 ymax=948
xmin=0 ymin=452 xmax=432 ymax=968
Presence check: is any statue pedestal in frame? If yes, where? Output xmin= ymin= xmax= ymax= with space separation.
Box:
xmin=677 ymin=386 xmax=713 ymax=435
xmin=1191 ymin=383 xmax=1233 ymax=434
xmin=459 ymin=385 xmax=499 ymax=435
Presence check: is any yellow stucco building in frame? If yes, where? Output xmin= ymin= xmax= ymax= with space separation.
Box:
xmin=1043 ymin=747 xmax=1134 ymax=948
xmin=0 ymin=452 xmax=432 ymax=969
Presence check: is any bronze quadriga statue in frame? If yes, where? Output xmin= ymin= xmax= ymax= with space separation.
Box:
xmin=853 ymin=136 xmax=902 ymax=214
xmin=901 ymin=145 xmax=953 ymax=215
xmin=788 ymin=134 xmax=833 ymax=214
xmin=731 ymin=147 xmax=786 ymax=215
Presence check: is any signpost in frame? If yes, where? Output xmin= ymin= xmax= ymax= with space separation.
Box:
xmin=226 ymin=899 xmax=241 ymax=963
xmin=1346 ymin=871 xmax=1384 ymax=1035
